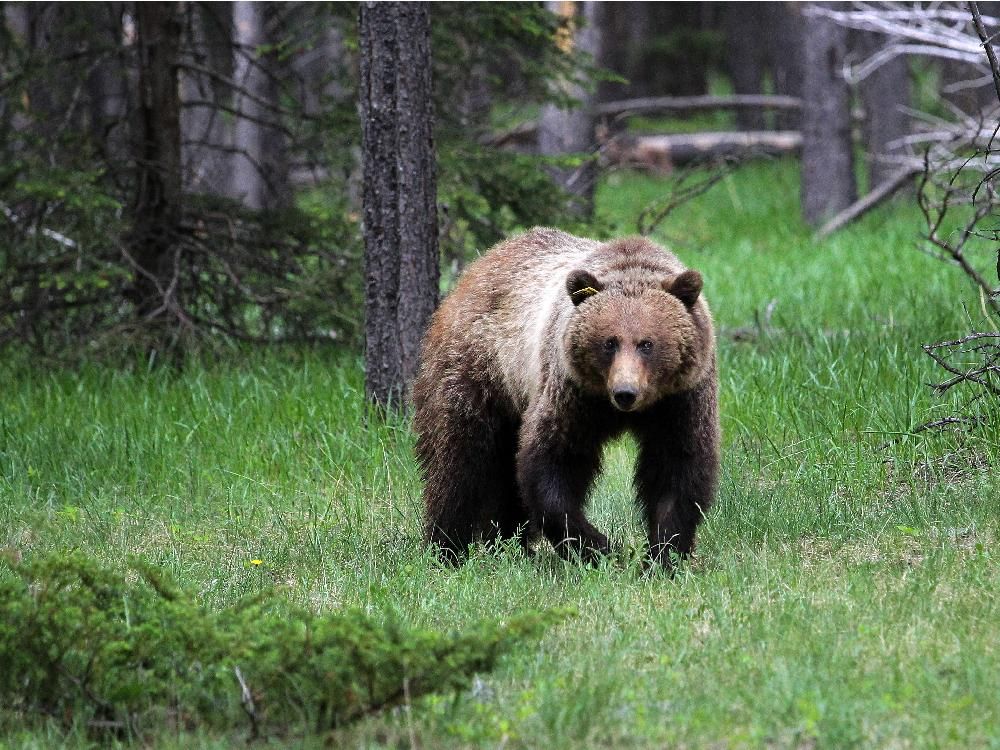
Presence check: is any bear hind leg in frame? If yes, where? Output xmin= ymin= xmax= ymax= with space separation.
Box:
xmin=418 ymin=398 xmax=525 ymax=562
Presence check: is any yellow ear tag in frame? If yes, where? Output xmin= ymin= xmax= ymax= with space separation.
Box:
xmin=572 ymin=286 xmax=599 ymax=301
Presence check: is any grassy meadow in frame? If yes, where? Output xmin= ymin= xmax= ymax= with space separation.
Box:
xmin=2 ymin=160 xmax=999 ymax=748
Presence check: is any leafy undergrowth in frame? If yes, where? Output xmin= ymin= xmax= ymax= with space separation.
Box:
xmin=0 ymin=552 xmax=562 ymax=743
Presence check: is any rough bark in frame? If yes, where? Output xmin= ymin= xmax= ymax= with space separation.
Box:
xmin=258 ymin=4 xmax=291 ymax=209
xmin=538 ymin=1 xmax=602 ymax=217
xmin=359 ymin=1 xmax=439 ymax=409
xmin=801 ymin=4 xmax=856 ymax=226
xmin=129 ymin=2 xmax=183 ymax=321
xmin=857 ymin=30 xmax=911 ymax=190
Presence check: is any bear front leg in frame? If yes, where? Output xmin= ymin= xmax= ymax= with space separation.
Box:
xmin=516 ymin=406 xmax=608 ymax=563
xmin=635 ymin=380 xmax=720 ymax=568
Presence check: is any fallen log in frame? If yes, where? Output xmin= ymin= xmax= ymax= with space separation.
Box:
xmin=604 ymin=131 xmax=801 ymax=171
xmin=483 ymin=95 xmax=803 ymax=150
xmin=591 ymin=94 xmax=802 ymax=121
xmin=814 ymin=166 xmax=920 ymax=239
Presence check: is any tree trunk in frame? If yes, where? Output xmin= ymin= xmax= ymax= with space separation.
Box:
xmin=12 ymin=4 xmax=84 ymax=131
xmin=258 ymin=4 xmax=290 ymax=210
xmin=359 ymin=1 xmax=439 ymax=409
xmin=800 ymin=4 xmax=856 ymax=226
xmin=129 ymin=2 xmax=183 ymax=323
xmin=723 ymin=2 xmax=766 ymax=130
xmin=723 ymin=3 xmax=803 ymax=131
xmin=857 ymin=30 xmax=911 ymax=190
xmin=646 ymin=3 xmax=716 ymax=96
xmin=229 ymin=0 xmax=266 ymax=210
xmin=765 ymin=3 xmax=804 ymax=130
xmin=291 ymin=20 xmax=346 ymax=117
xmin=181 ymin=2 xmax=234 ymax=196
xmin=598 ymin=2 xmax=651 ymax=100
xmin=2 ymin=3 xmax=32 ymax=136
xmin=86 ymin=6 xmax=129 ymax=165
xmin=538 ymin=1 xmax=601 ymax=217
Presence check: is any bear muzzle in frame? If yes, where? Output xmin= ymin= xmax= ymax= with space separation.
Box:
xmin=611 ymin=385 xmax=639 ymax=411
xmin=608 ymin=356 xmax=648 ymax=412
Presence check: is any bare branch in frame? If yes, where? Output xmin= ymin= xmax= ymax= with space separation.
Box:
xmin=233 ymin=666 xmax=259 ymax=741
xmin=922 ymin=333 xmax=1000 ymax=396
xmin=970 ymin=2 xmax=1000 ymax=104
xmin=636 ymin=158 xmax=740 ymax=236
xmin=176 ymin=60 xmax=310 ymax=119
xmin=815 ymin=165 xmax=920 ymax=239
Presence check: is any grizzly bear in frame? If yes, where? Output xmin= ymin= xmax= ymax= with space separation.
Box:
xmin=413 ymin=228 xmax=719 ymax=567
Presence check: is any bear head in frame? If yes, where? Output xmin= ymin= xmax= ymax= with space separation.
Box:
xmin=564 ymin=267 xmax=713 ymax=412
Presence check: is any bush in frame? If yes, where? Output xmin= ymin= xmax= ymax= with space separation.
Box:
xmin=0 ymin=552 xmax=563 ymax=740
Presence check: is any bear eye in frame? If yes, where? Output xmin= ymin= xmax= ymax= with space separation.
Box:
xmin=603 ymin=337 xmax=619 ymax=354
xmin=638 ymin=340 xmax=653 ymax=353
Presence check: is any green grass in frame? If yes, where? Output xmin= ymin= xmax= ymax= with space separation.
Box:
xmin=3 ymin=160 xmax=1000 ymax=748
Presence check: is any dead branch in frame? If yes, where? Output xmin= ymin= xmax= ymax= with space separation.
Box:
xmin=922 ymin=332 xmax=1000 ymax=396
xmin=911 ymin=415 xmax=987 ymax=432
xmin=807 ymin=4 xmax=998 ymax=78
xmin=1 ymin=202 xmax=80 ymax=249
xmin=917 ymin=144 xmax=1000 ymax=317
xmin=233 ymin=665 xmax=260 ymax=741
xmin=815 ymin=165 xmax=921 ymax=239
xmin=180 ymin=100 xmax=292 ymax=137
xmin=823 ymin=3 xmax=1000 ymax=430
xmin=970 ymin=1 xmax=1000 ymax=104
xmin=175 ymin=60 xmax=310 ymax=119
xmin=636 ymin=157 xmax=740 ymax=236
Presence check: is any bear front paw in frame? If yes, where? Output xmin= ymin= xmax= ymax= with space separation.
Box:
xmin=552 ymin=531 xmax=611 ymax=565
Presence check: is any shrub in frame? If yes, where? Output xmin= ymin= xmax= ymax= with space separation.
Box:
xmin=0 ymin=552 xmax=563 ymax=740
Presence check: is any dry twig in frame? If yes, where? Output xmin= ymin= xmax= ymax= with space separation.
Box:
xmin=922 ymin=332 xmax=1000 ymax=396
xmin=636 ymin=157 xmax=741 ymax=236
xmin=233 ymin=665 xmax=260 ymax=741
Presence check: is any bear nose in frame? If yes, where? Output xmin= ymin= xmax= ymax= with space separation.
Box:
xmin=612 ymin=387 xmax=638 ymax=410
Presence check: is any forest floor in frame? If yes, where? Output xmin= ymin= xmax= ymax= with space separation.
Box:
xmin=3 ymin=160 xmax=999 ymax=748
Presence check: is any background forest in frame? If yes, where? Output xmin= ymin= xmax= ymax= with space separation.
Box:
xmin=2 ymin=2 xmax=1000 ymax=748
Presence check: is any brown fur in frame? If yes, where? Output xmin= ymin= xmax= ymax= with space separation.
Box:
xmin=412 ymin=228 xmax=720 ymax=567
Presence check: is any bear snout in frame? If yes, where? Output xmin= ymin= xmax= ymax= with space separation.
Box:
xmin=612 ymin=385 xmax=639 ymax=411
xmin=607 ymin=353 xmax=649 ymax=411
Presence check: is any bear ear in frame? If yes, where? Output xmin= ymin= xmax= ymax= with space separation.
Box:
xmin=566 ymin=269 xmax=604 ymax=306
xmin=663 ymin=270 xmax=703 ymax=307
